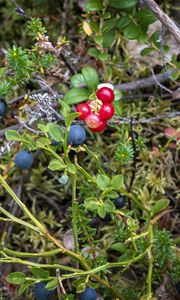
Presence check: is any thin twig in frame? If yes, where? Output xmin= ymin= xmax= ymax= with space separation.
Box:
xmin=149 ymin=65 xmax=173 ymax=94
xmin=143 ymin=0 xmax=180 ymax=44
xmin=115 ymin=69 xmax=177 ymax=91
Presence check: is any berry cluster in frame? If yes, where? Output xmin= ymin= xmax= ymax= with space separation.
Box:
xmin=76 ymin=84 xmax=115 ymax=132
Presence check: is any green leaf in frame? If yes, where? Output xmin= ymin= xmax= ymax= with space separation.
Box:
xmin=71 ymin=74 xmax=86 ymax=88
xmin=136 ymin=8 xmax=157 ymax=31
xmin=87 ymin=47 xmax=100 ymax=59
xmin=64 ymin=88 xmax=90 ymax=105
xmin=104 ymin=200 xmax=115 ymax=212
xmin=103 ymin=18 xmax=117 ymax=33
xmin=82 ymin=67 xmax=99 ymax=91
xmin=30 ymin=268 xmax=49 ymax=278
xmin=96 ymin=174 xmax=110 ymax=190
xmin=76 ymin=282 xmax=86 ymax=293
xmin=111 ymin=175 xmax=124 ymax=191
xmin=22 ymin=134 xmax=37 ymax=151
xmin=116 ymin=16 xmax=131 ymax=29
xmin=84 ymin=197 xmax=99 ymax=211
xmin=152 ymin=199 xmax=169 ymax=216
xmin=86 ymin=0 xmax=103 ymax=11
xmin=98 ymin=52 xmax=109 ymax=61
xmin=6 ymin=272 xmax=26 ymax=284
xmin=111 ymin=242 xmax=126 ymax=252
xmin=114 ymin=88 xmax=123 ymax=101
xmin=48 ymin=159 xmax=65 ymax=171
xmin=59 ymin=99 xmax=71 ymax=117
xmin=109 ymin=0 xmax=137 ymax=9
xmin=46 ymin=278 xmax=58 ymax=290
xmin=123 ymin=22 xmax=140 ymax=39
xmin=89 ymin=20 xmax=99 ymax=33
xmin=65 ymin=112 xmax=80 ymax=128
xmin=36 ymin=137 xmax=49 ymax=148
xmin=140 ymin=47 xmax=155 ymax=56
xmin=47 ymin=123 xmax=63 ymax=142
xmin=105 ymin=191 xmax=119 ymax=198
xmin=38 ymin=124 xmax=47 ymax=135
xmin=5 ymin=130 xmax=21 ymax=141
xmin=98 ymin=205 xmax=106 ymax=218
xmin=67 ymin=163 xmax=77 ymax=174
xmin=113 ymin=101 xmax=123 ymax=116
xmin=102 ymin=29 xmax=116 ymax=48
xmin=18 ymin=282 xmax=34 ymax=296
xmin=94 ymin=35 xmax=103 ymax=46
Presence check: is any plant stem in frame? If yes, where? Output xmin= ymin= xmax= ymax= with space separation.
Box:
xmin=3 ymin=247 xmax=62 ymax=258
xmin=147 ymin=224 xmax=154 ymax=300
xmin=83 ymin=145 xmax=106 ymax=175
xmin=71 ymin=171 xmax=79 ymax=254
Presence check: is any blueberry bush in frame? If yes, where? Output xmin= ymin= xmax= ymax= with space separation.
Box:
xmin=0 ymin=1 xmax=179 ymax=300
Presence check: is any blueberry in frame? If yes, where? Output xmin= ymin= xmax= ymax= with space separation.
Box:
xmin=100 ymin=213 xmax=112 ymax=223
xmin=34 ymin=282 xmax=55 ymax=300
xmin=67 ymin=125 xmax=86 ymax=146
xmin=80 ymin=287 xmax=97 ymax=300
xmin=14 ymin=150 xmax=33 ymax=169
xmin=113 ymin=194 xmax=126 ymax=209
xmin=0 ymin=100 xmax=7 ymax=116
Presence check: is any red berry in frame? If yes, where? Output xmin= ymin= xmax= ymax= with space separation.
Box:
xmin=90 ymin=120 xmax=107 ymax=132
xmin=96 ymin=87 xmax=115 ymax=103
xmin=85 ymin=113 xmax=102 ymax=129
xmin=99 ymin=103 xmax=114 ymax=120
xmin=76 ymin=103 xmax=91 ymax=120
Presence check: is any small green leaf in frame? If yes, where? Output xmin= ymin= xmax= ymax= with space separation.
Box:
xmin=5 ymin=130 xmax=21 ymax=141
xmin=152 ymin=199 xmax=169 ymax=216
xmin=96 ymin=174 xmax=110 ymax=190
xmin=46 ymin=278 xmax=58 ymax=290
xmin=103 ymin=18 xmax=117 ymax=33
xmin=71 ymin=74 xmax=86 ymax=88
xmin=111 ymin=242 xmax=126 ymax=252
xmin=6 ymin=272 xmax=26 ymax=284
xmin=114 ymin=88 xmax=123 ymax=101
xmin=104 ymin=200 xmax=115 ymax=212
xmin=18 ymin=282 xmax=34 ymax=296
xmin=76 ymin=282 xmax=86 ymax=293
xmin=86 ymin=0 xmax=103 ymax=11
xmin=87 ymin=48 xmax=100 ymax=59
xmin=84 ymin=197 xmax=99 ymax=211
xmin=38 ymin=124 xmax=47 ymax=134
xmin=140 ymin=47 xmax=155 ymax=56
xmin=123 ymin=22 xmax=140 ymax=39
xmin=22 ymin=134 xmax=37 ymax=151
xmin=102 ymin=29 xmax=116 ymax=48
xmin=82 ymin=67 xmax=99 ymax=91
xmin=113 ymin=101 xmax=123 ymax=116
xmin=47 ymin=123 xmax=63 ymax=142
xmin=98 ymin=52 xmax=109 ymax=61
xmin=36 ymin=137 xmax=49 ymax=148
xmin=109 ymin=0 xmax=137 ymax=9
xmin=64 ymin=88 xmax=90 ymax=105
xmin=111 ymin=175 xmax=124 ymax=191
xmin=59 ymin=99 xmax=71 ymax=116
xmin=94 ymin=35 xmax=103 ymax=46
xmin=105 ymin=191 xmax=119 ymax=198
xmin=98 ymin=205 xmax=106 ymax=218
xmin=67 ymin=163 xmax=77 ymax=174
xmin=116 ymin=16 xmax=131 ymax=29
xmin=30 ymin=268 xmax=49 ymax=278
xmin=48 ymin=159 xmax=65 ymax=171
xmin=65 ymin=112 xmax=80 ymax=128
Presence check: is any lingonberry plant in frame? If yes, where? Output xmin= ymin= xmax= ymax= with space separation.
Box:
xmin=0 ymin=1 xmax=179 ymax=300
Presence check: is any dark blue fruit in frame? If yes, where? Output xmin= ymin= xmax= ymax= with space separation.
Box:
xmin=113 ymin=194 xmax=126 ymax=209
xmin=175 ymin=282 xmax=180 ymax=294
xmin=14 ymin=150 xmax=33 ymax=169
xmin=100 ymin=213 xmax=112 ymax=223
xmin=67 ymin=125 xmax=86 ymax=146
xmin=34 ymin=282 xmax=55 ymax=300
xmin=0 ymin=100 xmax=7 ymax=116
xmin=80 ymin=287 xmax=97 ymax=300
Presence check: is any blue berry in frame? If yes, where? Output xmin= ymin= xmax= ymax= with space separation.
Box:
xmin=67 ymin=125 xmax=86 ymax=146
xmin=100 ymin=213 xmax=112 ymax=223
xmin=0 ymin=100 xmax=7 ymax=116
xmin=34 ymin=282 xmax=55 ymax=300
xmin=14 ymin=150 xmax=33 ymax=169
xmin=113 ymin=194 xmax=126 ymax=209
xmin=80 ymin=287 xmax=97 ymax=300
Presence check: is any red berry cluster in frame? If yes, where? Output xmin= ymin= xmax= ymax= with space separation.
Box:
xmin=76 ymin=86 xmax=115 ymax=132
